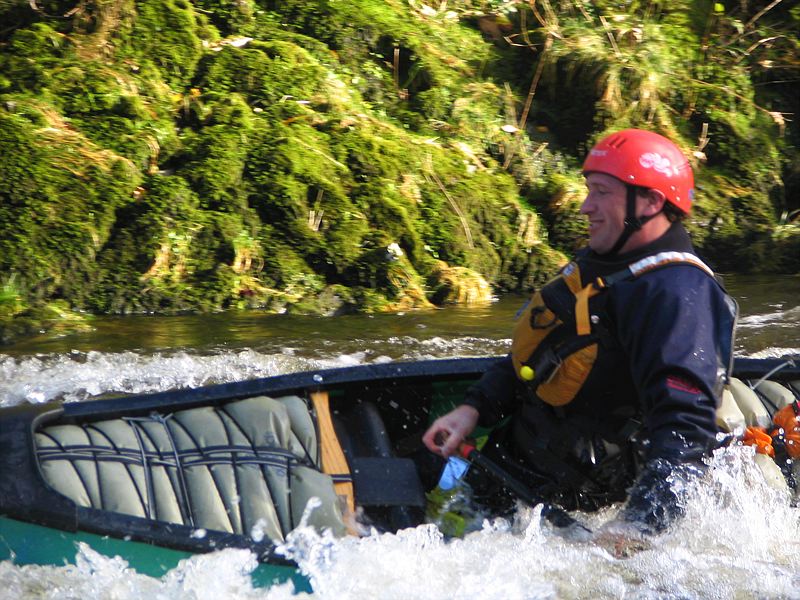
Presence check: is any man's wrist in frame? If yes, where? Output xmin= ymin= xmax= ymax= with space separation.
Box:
xmin=460 ymin=390 xmax=484 ymax=416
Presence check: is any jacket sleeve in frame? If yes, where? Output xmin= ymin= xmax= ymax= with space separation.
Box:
xmin=461 ymin=354 xmax=520 ymax=427
xmin=611 ymin=265 xmax=737 ymax=532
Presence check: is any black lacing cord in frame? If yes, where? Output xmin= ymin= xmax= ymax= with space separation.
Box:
xmin=86 ymin=423 xmax=150 ymax=518
xmin=170 ymin=412 xmax=237 ymax=531
xmin=750 ymin=359 xmax=797 ymax=392
xmin=220 ymin=404 xmax=286 ymax=537
xmin=133 ymin=420 xmax=169 ymax=522
xmin=178 ymin=445 xmax=298 ymax=466
xmin=750 ymin=385 xmax=781 ymax=417
xmin=83 ymin=424 xmax=107 ymax=512
xmin=153 ymin=413 xmax=194 ymax=527
xmin=36 ymin=430 xmax=95 ymax=510
xmin=37 ymin=401 xmax=324 ymax=536
xmin=288 ymin=460 xmax=295 ymax=533
xmin=37 ymin=446 xmax=145 ymax=463
xmin=208 ymin=408 xmax=238 ymax=534
xmin=123 ymin=417 xmax=156 ymax=520
xmin=218 ymin=407 xmax=258 ymax=536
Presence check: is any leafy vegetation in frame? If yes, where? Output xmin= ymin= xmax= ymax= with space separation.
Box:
xmin=0 ymin=0 xmax=797 ymax=339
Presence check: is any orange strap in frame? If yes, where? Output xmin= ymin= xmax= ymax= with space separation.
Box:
xmin=310 ymin=390 xmax=356 ymax=515
xmin=771 ymin=404 xmax=800 ymax=459
xmin=743 ymin=426 xmax=775 ymax=458
xmin=574 ymin=281 xmax=603 ymax=336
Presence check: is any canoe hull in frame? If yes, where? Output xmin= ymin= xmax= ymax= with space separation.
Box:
xmin=0 ymin=515 xmax=310 ymax=591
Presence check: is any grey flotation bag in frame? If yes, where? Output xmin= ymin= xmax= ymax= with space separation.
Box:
xmin=717 ymin=377 xmax=800 ymax=494
xmin=35 ymin=395 xmax=346 ymax=541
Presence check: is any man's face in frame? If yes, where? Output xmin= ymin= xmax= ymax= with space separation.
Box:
xmin=580 ymin=173 xmax=629 ymax=255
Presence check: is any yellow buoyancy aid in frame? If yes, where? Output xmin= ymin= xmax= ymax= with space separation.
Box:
xmin=511 ymin=251 xmax=715 ymax=407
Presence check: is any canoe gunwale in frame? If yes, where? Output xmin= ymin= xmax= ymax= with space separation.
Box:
xmin=59 ymin=356 xmax=497 ymax=422
xmin=55 ymin=355 xmax=798 ymax=423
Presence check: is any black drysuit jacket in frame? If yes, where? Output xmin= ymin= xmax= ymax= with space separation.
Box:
xmin=461 ymin=222 xmax=737 ymax=532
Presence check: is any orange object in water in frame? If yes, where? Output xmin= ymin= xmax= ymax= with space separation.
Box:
xmin=743 ymin=426 xmax=775 ymax=457
xmin=771 ymin=403 xmax=800 ymax=459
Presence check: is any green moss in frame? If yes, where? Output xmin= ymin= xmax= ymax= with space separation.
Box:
xmin=88 ymin=175 xmax=260 ymax=313
xmin=0 ymin=275 xmax=24 ymax=319
xmin=41 ymin=62 xmax=179 ymax=170
xmin=689 ymin=168 xmax=776 ymax=272
xmin=428 ymin=261 xmax=493 ymax=305
xmin=0 ymin=300 xmax=93 ymax=346
xmin=194 ymin=0 xmax=256 ymax=36
xmin=196 ymin=41 xmax=332 ymax=117
xmin=180 ymin=93 xmax=254 ymax=210
xmin=0 ymin=0 xmax=797 ymax=330
xmin=450 ymin=82 xmax=507 ymax=144
xmin=356 ymin=181 xmax=425 ymax=267
xmin=523 ymin=172 xmax=587 ymax=255
xmin=247 ymin=121 xmax=369 ymax=275
xmin=263 ymin=0 xmax=498 ymax=129
xmin=0 ymin=23 xmax=71 ymax=92
xmin=0 ymin=107 xmax=140 ymax=306
xmin=119 ymin=0 xmax=205 ymax=89
xmin=770 ymin=225 xmax=800 ymax=273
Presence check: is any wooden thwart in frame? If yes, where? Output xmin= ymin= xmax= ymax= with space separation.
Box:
xmin=310 ymin=390 xmax=355 ymax=515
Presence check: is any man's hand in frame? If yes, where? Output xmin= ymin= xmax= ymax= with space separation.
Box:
xmin=422 ymin=405 xmax=480 ymax=458
xmin=592 ymin=518 xmax=651 ymax=558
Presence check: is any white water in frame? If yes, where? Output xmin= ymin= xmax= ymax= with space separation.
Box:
xmin=0 ymin=444 xmax=798 ymax=599
xmin=0 ymin=336 xmax=512 ymax=407
xmin=1 ymin=297 xmax=799 ymax=598
xmin=0 ymin=349 xmax=377 ymax=407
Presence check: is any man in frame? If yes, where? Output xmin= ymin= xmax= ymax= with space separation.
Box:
xmin=422 ymin=129 xmax=737 ymax=553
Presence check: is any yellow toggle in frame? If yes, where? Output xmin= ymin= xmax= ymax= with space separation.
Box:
xmin=520 ymin=365 xmax=535 ymax=381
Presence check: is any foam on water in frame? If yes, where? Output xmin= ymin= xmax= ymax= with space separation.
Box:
xmin=0 ymin=334 xmax=510 ymax=407
xmin=270 ymin=446 xmax=799 ymax=599
xmin=737 ymin=305 xmax=800 ymax=330
xmin=0 ymin=544 xmax=286 ymax=600
xmin=747 ymin=347 xmax=800 ymax=360
xmin=0 ymin=349 xmax=387 ymax=407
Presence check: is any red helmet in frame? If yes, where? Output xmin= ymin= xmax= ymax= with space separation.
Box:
xmin=582 ymin=129 xmax=694 ymax=214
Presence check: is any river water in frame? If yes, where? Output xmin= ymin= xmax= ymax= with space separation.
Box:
xmin=1 ymin=275 xmax=799 ymax=599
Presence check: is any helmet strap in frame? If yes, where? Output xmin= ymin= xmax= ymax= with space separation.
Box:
xmin=605 ymin=185 xmax=658 ymax=256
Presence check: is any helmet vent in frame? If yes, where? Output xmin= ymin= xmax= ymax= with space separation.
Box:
xmin=606 ymin=134 xmax=627 ymax=149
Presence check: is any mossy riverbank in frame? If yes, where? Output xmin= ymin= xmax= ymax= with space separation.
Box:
xmin=1 ymin=1 xmax=798 ymax=342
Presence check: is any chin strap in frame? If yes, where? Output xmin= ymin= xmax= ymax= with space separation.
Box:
xmin=605 ymin=185 xmax=658 ymax=256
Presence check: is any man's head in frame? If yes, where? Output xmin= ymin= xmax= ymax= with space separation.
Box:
xmin=581 ymin=129 xmax=694 ymax=255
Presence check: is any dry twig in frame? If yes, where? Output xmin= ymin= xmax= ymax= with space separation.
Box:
xmin=425 ymin=156 xmax=474 ymax=249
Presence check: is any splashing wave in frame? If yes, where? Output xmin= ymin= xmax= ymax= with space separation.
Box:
xmin=0 ymin=336 xmax=510 ymax=408
xmin=276 ymin=445 xmax=800 ymax=599
xmin=0 ymin=350 xmax=375 ymax=407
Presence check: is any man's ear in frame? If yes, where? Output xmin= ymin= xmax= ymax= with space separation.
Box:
xmin=641 ymin=188 xmax=667 ymax=216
